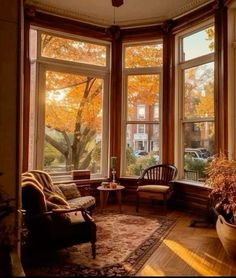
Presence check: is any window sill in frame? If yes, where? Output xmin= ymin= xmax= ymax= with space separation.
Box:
xmin=50 ymin=172 xmax=109 ymax=184
xmin=119 ymin=176 xmax=139 ymax=180
xmin=53 ymin=177 xmax=108 ymax=185
xmin=119 ymin=177 xmax=212 ymax=190
xmin=174 ymin=179 xmax=211 ymax=189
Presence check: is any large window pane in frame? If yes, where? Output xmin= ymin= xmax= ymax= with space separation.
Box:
xmin=44 ymin=70 xmax=103 ymax=174
xmin=125 ymin=43 xmax=163 ymax=68
xmin=127 ymin=74 xmax=160 ymax=121
xmin=182 ymin=26 xmax=214 ymax=61
xmin=123 ymin=40 xmax=162 ymax=178
xmin=184 ymin=62 xmax=214 ymax=119
xmin=125 ymin=124 xmax=160 ymax=176
xmin=183 ymin=122 xmax=215 ymax=181
xmin=41 ymin=33 xmax=107 ymax=66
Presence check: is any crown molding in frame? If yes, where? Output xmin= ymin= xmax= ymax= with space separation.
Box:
xmin=25 ymin=0 xmax=213 ymax=28
xmin=169 ymin=0 xmax=214 ymax=19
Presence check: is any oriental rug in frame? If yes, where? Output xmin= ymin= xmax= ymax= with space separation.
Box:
xmin=22 ymin=211 xmax=176 ymax=276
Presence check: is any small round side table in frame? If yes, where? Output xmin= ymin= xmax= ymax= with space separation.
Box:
xmin=97 ymin=184 xmax=125 ymax=213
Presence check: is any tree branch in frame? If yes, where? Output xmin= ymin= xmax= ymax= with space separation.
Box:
xmin=45 ymin=134 xmax=68 ymax=157
xmin=47 ymin=79 xmax=90 ymax=92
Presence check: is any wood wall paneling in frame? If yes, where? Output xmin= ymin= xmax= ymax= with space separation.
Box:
xmin=172 ymin=181 xmax=211 ymax=215
xmin=118 ymin=178 xmax=211 ymax=215
xmin=214 ymin=0 xmax=228 ymax=154
xmin=110 ymin=27 xmax=122 ymax=178
xmin=171 ymin=2 xmax=215 ymax=34
xmin=162 ymin=21 xmax=175 ymax=164
xmin=24 ymin=6 xmax=110 ymax=41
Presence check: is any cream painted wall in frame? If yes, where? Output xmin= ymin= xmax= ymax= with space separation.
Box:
xmin=0 ymin=0 xmax=22 ymax=251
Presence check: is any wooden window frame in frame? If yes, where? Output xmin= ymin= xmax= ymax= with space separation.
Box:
xmin=121 ymin=40 xmax=163 ymax=177
xmin=175 ymin=20 xmax=215 ymax=181
xmin=28 ymin=26 xmax=111 ymax=179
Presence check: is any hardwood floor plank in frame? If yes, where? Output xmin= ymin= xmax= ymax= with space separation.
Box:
xmin=129 ymin=205 xmax=236 ymax=276
xmin=109 ymin=203 xmax=236 ymax=276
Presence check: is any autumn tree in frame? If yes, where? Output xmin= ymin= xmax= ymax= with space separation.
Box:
xmin=183 ymin=26 xmax=215 ymax=151
xmin=125 ymin=44 xmax=162 ymax=120
xmin=42 ymin=34 xmax=105 ymax=171
xmin=42 ymin=36 xmax=163 ymax=173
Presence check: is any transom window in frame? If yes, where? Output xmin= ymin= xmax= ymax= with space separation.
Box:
xmin=28 ymin=28 xmax=110 ymax=178
xmin=40 ymin=33 xmax=107 ymax=67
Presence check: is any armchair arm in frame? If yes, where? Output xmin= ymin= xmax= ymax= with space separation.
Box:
xmin=52 ymin=207 xmax=94 ymax=223
xmin=168 ymin=179 xmax=176 ymax=190
xmin=137 ymin=176 xmax=144 ymax=186
xmin=51 ymin=207 xmax=85 ymax=214
xmin=21 ymin=209 xmax=53 ymax=221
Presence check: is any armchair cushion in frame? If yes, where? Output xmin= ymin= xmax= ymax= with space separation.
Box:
xmin=68 ymin=196 xmax=96 ymax=209
xmin=58 ymin=183 xmax=81 ymax=200
xmin=137 ymin=185 xmax=170 ymax=193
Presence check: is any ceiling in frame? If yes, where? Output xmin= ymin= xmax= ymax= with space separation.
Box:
xmin=25 ymin=0 xmax=214 ymax=28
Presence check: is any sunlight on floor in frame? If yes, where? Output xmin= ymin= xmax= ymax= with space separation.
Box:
xmin=139 ymin=265 xmax=165 ymax=276
xmin=164 ymin=239 xmax=220 ymax=276
xmin=204 ymin=252 xmax=227 ymax=265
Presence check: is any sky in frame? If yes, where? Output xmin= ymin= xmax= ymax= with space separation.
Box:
xmin=183 ymin=28 xmax=213 ymax=61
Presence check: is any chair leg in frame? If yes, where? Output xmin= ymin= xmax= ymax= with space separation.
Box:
xmin=136 ymin=193 xmax=139 ymax=212
xmin=91 ymin=242 xmax=96 ymax=259
xmin=163 ymin=194 xmax=167 ymax=215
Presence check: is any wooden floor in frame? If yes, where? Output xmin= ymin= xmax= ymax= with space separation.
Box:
xmin=116 ymin=203 xmax=236 ymax=277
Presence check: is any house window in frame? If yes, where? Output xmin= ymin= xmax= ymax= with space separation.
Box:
xmin=176 ymin=22 xmax=215 ymax=182
xmin=154 ymin=104 xmax=159 ymax=120
xmin=137 ymin=105 xmax=145 ymax=119
xmin=137 ymin=124 xmax=145 ymax=134
xmin=122 ymin=41 xmax=163 ymax=176
xmin=28 ymin=28 xmax=110 ymax=178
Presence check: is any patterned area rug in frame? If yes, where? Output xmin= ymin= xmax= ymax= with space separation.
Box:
xmin=22 ymin=211 xmax=176 ymax=276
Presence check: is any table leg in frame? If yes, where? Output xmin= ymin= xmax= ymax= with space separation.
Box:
xmin=100 ymin=191 xmax=110 ymax=212
xmin=104 ymin=191 xmax=109 ymax=210
xmin=116 ymin=190 xmax=122 ymax=213
xmin=100 ymin=191 xmax=104 ymax=212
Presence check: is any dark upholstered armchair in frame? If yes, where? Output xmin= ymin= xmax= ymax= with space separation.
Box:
xmin=136 ymin=164 xmax=177 ymax=214
xmin=21 ymin=172 xmax=96 ymax=258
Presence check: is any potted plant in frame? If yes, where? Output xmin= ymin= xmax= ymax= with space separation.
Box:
xmin=205 ymin=153 xmax=236 ymax=259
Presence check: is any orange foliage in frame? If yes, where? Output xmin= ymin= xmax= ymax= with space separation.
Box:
xmin=45 ymin=71 xmax=102 ymax=134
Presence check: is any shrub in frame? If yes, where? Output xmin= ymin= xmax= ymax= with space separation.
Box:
xmin=184 ymin=156 xmax=208 ymax=179
xmin=128 ymin=155 xmax=156 ymax=176
xmin=206 ymin=153 xmax=236 ymax=223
